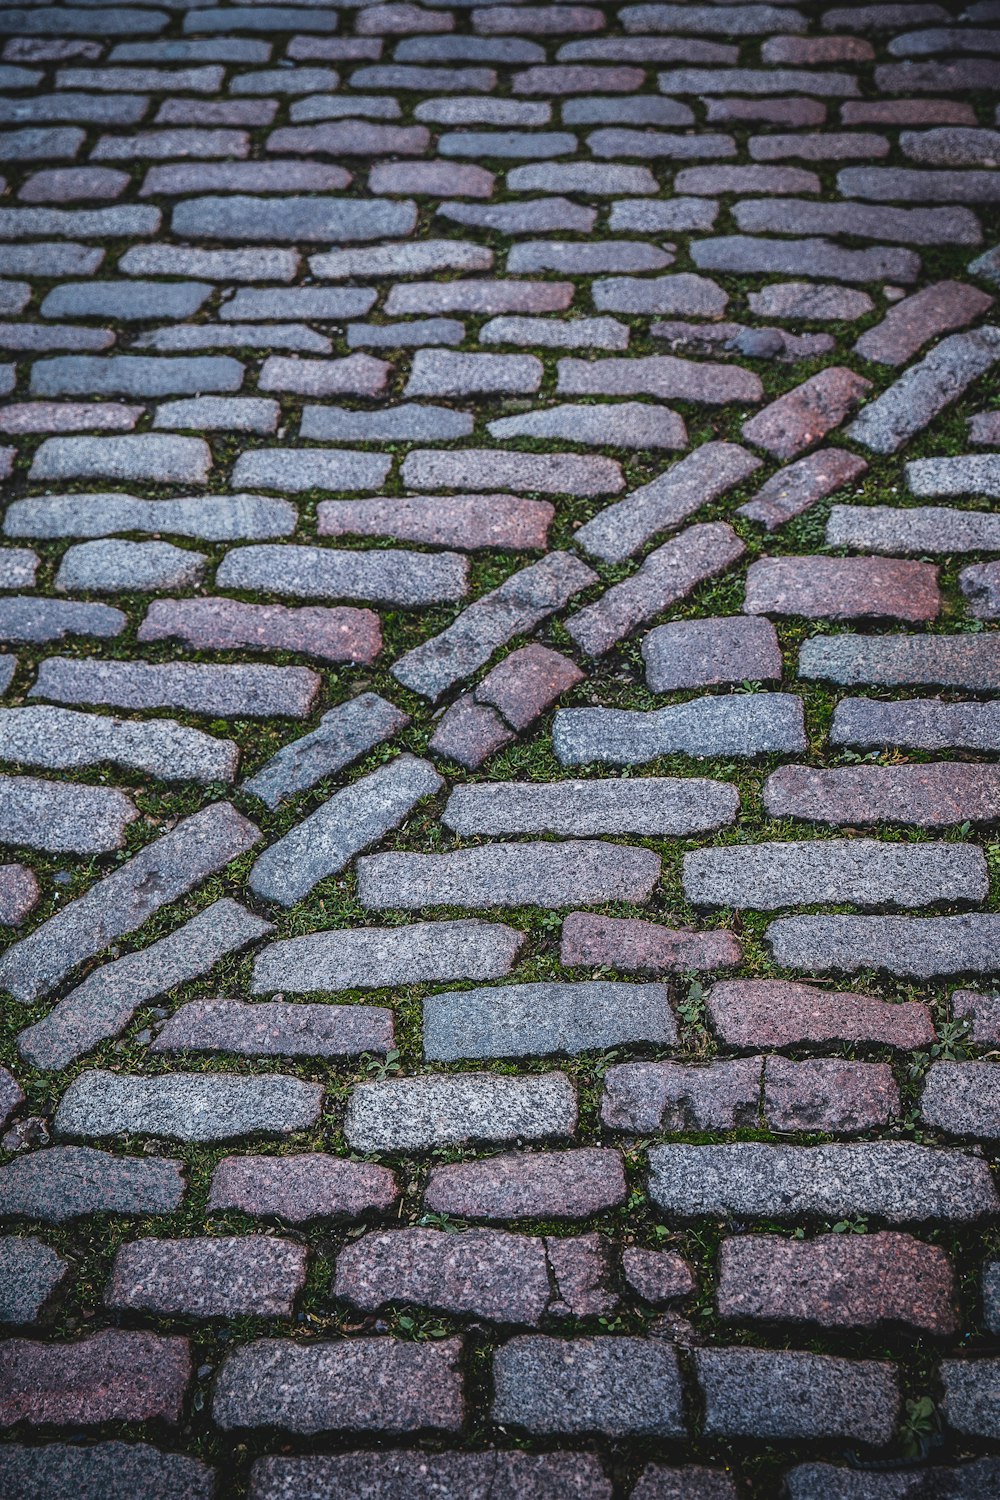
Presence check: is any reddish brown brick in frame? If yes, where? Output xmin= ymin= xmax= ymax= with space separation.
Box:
xmin=427 ymin=695 xmax=514 ymax=769
xmin=764 ymin=763 xmax=1000 ymax=827
xmin=623 ymin=1249 xmax=696 ymax=1304
xmin=741 ymin=368 xmax=871 ymax=460
xmin=318 ymin=495 xmax=553 ymax=551
xmin=0 ymin=1330 xmax=190 ymax=1427
xmin=737 ymin=448 xmax=868 ymax=530
xmin=855 ymin=281 xmax=994 ymax=366
xmin=717 ymin=1232 xmax=957 ymax=1333
xmin=744 ymin=556 xmax=941 ymax=622
xmin=763 ymin=1057 xmax=899 ymax=1134
xmin=707 ymin=979 xmax=935 ymax=1050
xmin=561 ymin=913 xmax=742 ymax=973
xmin=138 ymin=598 xmax=382 ymax=665
xmin=475 ymin=643 xmax=584 ymax=730
xmin=841 ymin=100 xmax=977 ymax=126
xmin=0 ymin=864 xmax=39 ymax=927
xmin=424 ymin=1148 xmax=627 ymax=1220
xmin=207 ymin=1154 xmax=399 ymax=1223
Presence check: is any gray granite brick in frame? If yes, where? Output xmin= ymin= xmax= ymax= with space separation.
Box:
xmin=216 ymin=543 xmax=467 ymax=607
xmin=691 ymin=235 xmax=918 ymax=283
xmin=31 ymin=658 xmax=320 ymax=719
xmin=764 ymin=763 xmax=1000 ymax=827
xmin=154 ymin=397 xmax=280 ymax=434
xmin=208 ymin=1153 xmax=398 ymax=1224
xmin=424 ymin=981 xmax=676 ymax=1061
xmin=488 ymin=402 xmax=686 ymax=450
xmin=424 ymin=1148 xmax=626 ymax=1221
xmin=0 ymin=773 xmax=137 ymax=856
xmin=444 ymin=778 xmax=739 ymax=836
xmin=345 ymin=1072 xmax=577 ymax=1152
xmin=252 ymin=919 xmax=523 ymax=993
xmin=830 ymin=698 xmax=1000 ymax=753
xmin=493 ymin=1336 xmax=684 ymax=1437
xmin=554 ymin=694 xmax=807 ymax=765
xmin=799 ymin=633 xmax=999 ymax=691
xmin=602 ymin=1058 xmax=761 ymax=1133
xmin=242 ymin=692 xmax=407 ymax=810
xmin=8 ymin=491 xmax=294 ymax=542
xmin=697 ymin=1348 xmax=898 ymax=1444
xmin=848 ymin=327 xmax=1000 ymax=454
xmin=56 ymin=1069 xmax=323 ymax=1143
xmin=402 ymin=448 xmax=622 ymax=495
xmin=55 ymin=539 xmax=206 ymax=593
xmin=0 ymin=599 xmax=125 ymax=646
xmin=172 ymin=194 xmax=416 ymax=243
xmin=0 ymin=1146 xmax=185 ymax=1223
xmin=643 ymin=616 xmax=781 ymax=690
xmin=29 ymin=434 xmax=211 ymax=486
xmin=768 ymin=914 xmax=1000 ymax=978
xmin=0 ymin=1238 xmax=68 ymax=1325
xmin=31 ymin=354 xmax=242 ymax=399
xmin=107 ymin=1235 xmax=306 ymax=1319
xmin=906 ymin=455 xmax=1000 ymax=499
xmin=152 ymin=1000 xmax=392 ymax=1060
xmin=0 ymin=704 xmax=238 ymax=784
xmin=229 ymin=450 xmax=390 ymax=494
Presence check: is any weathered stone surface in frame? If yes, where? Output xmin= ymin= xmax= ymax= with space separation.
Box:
xmin=848 ymin=327 xmax=1000 ymax=455
xmin=248 ymin=1451 xmax=612 ymax=1500
xmin=250 ymin=754 xmax=443 ymax=907
xmin=428 ymin=696 xmax=514 ymax=770
xmin=213 ymin=1337 xmax=464 ymax=1434
xmin=768 ymin=914 xmax=1000 ymax=978
xmin=0 ymin=1442 xmax=215 ymax=1500
xmin=7 ymin=491 xmax=295 ymax=542
xmin=208 ymin=1154 xmax=398 ymax=1224
xmin=764 ymin=763 xmax=1000 ymax=827
xmin=547 ymin=1234 xmax=617 ymax=1318
xmin=557 ymin=354 xmax=761 ymax=405
xmin=140 ymin=599 xmax=380 ymax=666
xmin=0 ymin=866 xmax=37 ymax=929
xmin=717 ymin=1232 xmax=955 ymax=1333
xmin=921 ymin=1062 xmax=1000 ymax=1139
xmin=800 ymin=632 xmax=1000 ymax=691
xmin=335 ymin=1227 xmax=551 ymax=1325
xmin=346 ymin=1072 xmax=577 ymax=1153
xmin=474 ymin=644 xmax=583 ymax=731
xmin=764 ymin=1056 xmax=899 ymax=1133
xmin=30 ymin=658 xmax=321 ymax=719
xmin=172 ymin=194 xmax=416 ymax=244
xmin=691 ymin=235 xmax=917 ymax=283
xmin=0 ymin=1065 xmax=23 ymax=1132
xmin=493 ymin=1336 xmax=684 ymax=1437
xmin=623 ymin=1250 xmax=695 ymax=1306
xmin=685 ymin=839 xmax=985 ymax=910
xmin=907 ymin=454 xmax=1000 ymax=498
xmin=487 ymin=402 xmax=687 ymax=451
xmin=697 ymin=1348 xmax=899 ymax=1443
xmin=603 ymin=1059 xmax=761 ymax=1133
xmin=826 ymin=504 xmax=1000 ymax=554
xmin=254 ymin=920 xmax=523 ymax=996
xmin=0 ymin=801 xmax=261 ymax=1002
xmin=962 ymin=561 xmax=1000 ymax=619
xmin=357 ymin=841 xmax=660 ymax=911
xmin=941 ymin=1360 xmax=1000 ymax=1440
xmin=567 ymin=522 xmax=746 ymax=657
xmin=107 ymin=1236 xmax=307 ymax=1319
xmin=553 ymin=694 xmax=807 ymax=765
xmin=953 ymin=990 xmax=1000 ymax=1048
xmin=738 ymin=449 xmax=868 ymax=530
xmin=0 ymin=705 xmax=237 ymax=785
xmin=242 ymin=693 xmax=408 ymax=810
xmin=18 ymin=899 xmax=273 ymax=1072
xmin=230 ymin=451 xmax=392 ymax=495
xmin=632 ymin=1468 xmax=739 ymax=1500
xmin=707 ymin=979 xmax=934 ymax=1051
xmin=647 ymin=1142 xmax=999 ymax=1221
xmin=153 ymin=1000 xmax=392 ymax=1061
xmin=741 ymin=369 xmax=871 ymax=460
xmin=56 ymin=538 xmax=207 ymax=594
xmin=424 ymin=1149 xmax=627 ymax=1221
xmin=402 ymin=448 xmax=623 ymax=496
xmin=392 ymin=551 xmax=596 ymax=700
xmin=319 ymin=495 xmax=551 ymax=552
xmin=0 ymin=1330 xmax=191 ymax=1428
xmin=561 ymin=913 xmax=741 ymax=974
xmin=643 ymin=616 xmax=781 ymax=690
xmin=55 ymin=1070 xmax=323 ymax=1144
xmin=217 ymin=543 xmax=466 ymax=608
xmin=855 ymin=281 xmax=993 ymax=365
xmin=0 ymin=1236 xmax=68 ymax=1324
xmin=0 ymin=773 xmax=137 ymax=856
xmin=30 ymin=434 xmax=212 ymax=487
xmin=0 ymin=1147 xmax=184 ymax=1223
xmin=749 ymin=283 xmax=874 ymax=321
xmin=444 ymin=778 xmax=738 ymax=838
xmin=575 ymin=443 xmax=761 ymax=563
xmin=424 ymin=981 xmax=676 ymax=1061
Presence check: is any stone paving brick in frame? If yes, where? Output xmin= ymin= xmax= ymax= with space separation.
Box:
xmin=697 ymin=1348 xmax=898 ymax=1444
xmin=623 ymin=1249 xmax=695 ymax=1305
xmin=718 ymin=1231 xmax=955 ymax=1333
xmin=55 ymin=539 xmax=206 ymax=594
xmin=139 ymin=599 xmax=380 ymax=665
xmin=0 ymin=1330 xmax=191 ymax=1428
xmin=691 ymin=235 xmax=918 ymax=283
xmin=558 ymin=354 xmax=761 ymax=405
xmin=253 ymin=919 xmax=522 ymax=995
xmin=742 ymin=369 xmax=871 ymax=461
xmin=0 ymin=800 xmax=260 ymax=1002
xmin=425 ymin=1148 xmax=627 ymax=1221
xmin=855 ymin=281 xmax=994 ymax=365
xmin=799 ymin=632 xmax=1000 ymax=691
xmin=962 ymin=561 xmax=1000 ymax=619
xmin=567 ymin=522 xmax=746 ymax=657
xmin=488 ymin=402 xmax=687 ymax=451
xmin=319 ymin=494 xmax=551 ymax=552
xmin=347 ymin=1071 xmax=577 ymax=1153
xmin=428 ymin=696 xmax=514 ymax=770
xmin=358 ymin=841 xmax=660 ymax=911
xmin=348 ymin=319 xmax=465 ymax=349
xmin=0 ymin=865 xmax=38 ymax=929
xmin=831 ymin=698 xmax=1000 ymax=754
xmin=764 ymin=763 xmax=1000 ymax=828
xmin=392 ymin=550 xmax=596 ymax=699
xmin=241 ymin=693 xmax=408 ymax=810
xmin=249 ymin=754 xmax=443 ymax=907
xmin=746 ymin=556 xmax=939 ymax=623
xmin=0 ymin=704 xmax=238 ymax=785
xmin=827 ymin=504 xmax=1000 ymax=554
xmin=0 ymin=1236 xmax=68 ymax=1325
xmin=107 ymin=1236 xmax=307 ymax=1319
xmin=31 ymin=658 xmax=321 ymax=720
xmin=493 ymin=1336 xmax=684 ymax=1437
xmin=120 ymin=245 xmax=299 ymax=281
xmin=32 ymin=353 xmax=242 ymax=399
xmin=0 ymin=1146 xmax=184 ymax=1223
xmin=633 ymin=1469 xmax=740 ymax=1500
xmin=217 ymin=543 xmax=466 ymax=608
xmin=0 ymin=772 xmax=137 ymax=856
xmin=707 ymin=979 xmax=935 ymax=1051
xmin=425 ymin=980 xmax=676 ymax=1061
xmin=480 ymin=314 xmax=628 ymax=349
xmin=921 ymin=1062 xmax=1000 ymax=1139
xmin=214 ymin=1336 xmax=464 ymax=1434
xmin=603 ymin=1058 xmax=762 ymax=1133
xmin=0 ymin=1068 xmax=23 ymax=1131
xmin=0 ymin=401 xmax=143 ymax=435
xmin=208 ymin=1154 xmax=398 ymax=1224
xmin=769 ymin=913 xmax=1000 ymax=979
xmin=969 ymin=410 xmax=1000 ymax=444
xmin=250 ymin=1451 xmax=611 ymax=1500
xmin=312 ymin=240 xmax=492 ymax=279
xmin=0 ymin=1443 xmax=214 ymax=1499
xmin=30 ymin=433 xmax=212 ymax=486
xmin=403 ymin=448 xmax=622 ymax=495
xmin=941 ymin=1361 xmax=1000 ymax=1440
xmin=445 ymin=777 xmax=738 ymax=838
xmin=647 ymin=1142 xmax=999 ymax=1221
xmin=172 ymin=194 xmax=417 ymax=244
xmin=154 ymin=397 xmax=280 ymax=434
xmin=304 ymin=406 xmax=472 ymax=443
xmin=554 ymin=693 xmax=807 ymax=765
xmin=849 ymin=327 xmax=1000 ymax=454
xmin=56 ymin=1069 xmax=322 ymax=1144
xmin=643 ymin=615 xmax=782 ymax=690
xmin=675 ymin=165 xmax=821 ymax=196
xmin=561 ymin=913 xmax=741 ymax=974
xmin=907 ymin=454 xmax=1000 ymax=498
xmin=153 ymin=998 xmax=392 ymax=1060
xmin=229 ymin=451 xmax=391 ymax=495
xmin=764 ymin=1056 xmax=899 ymax=1133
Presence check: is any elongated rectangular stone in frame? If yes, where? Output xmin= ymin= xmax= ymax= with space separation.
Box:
xmin=698 ymin=1348 xmax=898 ymax=1445
xmin=0 ymin=1146 xmax=185 ymax=1223
xmin=31 ymin=353 xmax=242 ymax=398
xmin=444 ymin=778 xmax=739 ymax=836
xmin=345 ymin=1072 xmax=577 ymax=1152
xmin=152 ymin=1000 xmax=392 ymax=1060
xmin=6 ymin=492 xmax=295 ymax=542
xmin=553 ymin=694 xmax=807 ymax=765
xmin=317 ymin=494 xmax=552 ymax=551
xmin=684 ymin=840 xmax=987 ymax=910
xmin=557 ymin=354 xmax=761 ymax=405
xmin=172 ymin=195 xmax=417 ymax=243
xmin=768 ymin=915 xmax=1000 ymax=979
xmin=574 ymin=442 xmax=761 ymax=563
xmin=402 ymin=448 xmax=623 ymax=496
xmin=249 ymin=755 xmax=443 ymax=907
xmin=707 ymin=979 xmax=934 ymax=1051
xmin=424 ymin=1148 xmax=626 ymax=1221
xmin=107 ymin=1236 xmax=307 ymax=1320
xmin=216 ymin=544 xmax=467 ymax=607
xmin=764 ymin=763 xmax=1000 ymax=827
xmin=493 ymin=1336 xmax=684 ymax=1438
xmin=567 ymin=522 xmax=745 ymax=656
xmin=648 ymin=1142 xmax=999 ymax=1220
xmin=0 ymin=705 xmax=237 ymax=784
xmin=561 ymin=913 xmax=741 ymax=974
xmin=241 ymin=692 xmax=407 ymax=809
xmin=0 ymin=774 xmax=136 ymax=855
xmin=0 ymin=801 xmax=260 ymax=1002
xmin=391 ymin=551 xmax=596 ymax=700
xmin=252 ymin=919 xmax=524 ymax=994
xmin=357 ymin=842 xmax=661 ymax=911
xmin=229 ymin=450 xmax=390 ymax=493
xmin=826 ymin=504 xmax=1000 ymax=554
xmin=799 ymin=633 xmax=1000 ymax=691
xmin=139 ymin=599 xmax=380 ymax=666
xmin=208 ymin=1154 xmax=398 ymax=1223
xmin=738 ymin=449 xmax=869 ymax=530
xmin=906 ymin=455 xmax=1000 ymax=499
xmin=830 ymin=698 xmax=1000 ymax=753
xmin=848 ymin=327 xmax=1000 ymax=454
xmin=747 ymin=556 xmax=940 ymax=625
xmin=17 ymin=899 xmax=273 ymax=1071
xmin=55 ymin=1070 xmax=323 ymax=1143
xmin=424 ymin=981 xmax=676 ymax=1061
xmin=31 ymin=658 xmax=321 ymax=718
xmin=0 ymin=1331 xmax=191 ymax=1429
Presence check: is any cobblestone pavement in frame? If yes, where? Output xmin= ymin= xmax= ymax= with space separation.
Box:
xmin=0 ymin=0 xmax=998 ymax=1495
